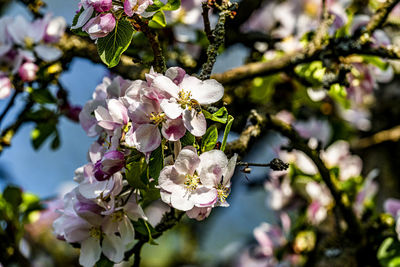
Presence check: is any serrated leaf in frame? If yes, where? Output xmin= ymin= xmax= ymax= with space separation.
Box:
xmin=203 ymin=107 xmax=229 ymax=124
xmin=221 ymin=115 xmax=234 ymax=152
xmin=97 ymin=19 xmax=135 ymax=68
xmin=146 ymin=0 xmax=165 ymax=12
xmin=149 ymin=145 xmax=163 ymax=180
xmin=126 ymin=157 xmax=148 ymax=189
xmin=148 ymin=11 xmax=166 ymax=29
xmin=163 ymin=0 xmax=181 ymax=10
xmin=201 ymin=125 xmax=218 ymax=153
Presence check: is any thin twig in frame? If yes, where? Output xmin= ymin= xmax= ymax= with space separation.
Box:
xmin=202 ymin=2 xmax=213 ymax=43
xmin=131 ymin=14 xmax=166 ymax=73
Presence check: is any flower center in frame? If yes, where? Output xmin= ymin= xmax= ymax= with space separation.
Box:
xmin=112 ymin=210 xmax=125 ymax=222
xmin=24 ymin=37 xmax=34 ymax=49
xmin=216 ymin=184 xmax=230 ymax=203
xmin=150 ymin=112 xmax=166 ymax=125
xmin=89 ymin=226 xmax=102 ymax=239
xmin=132 ymin=3 xmax=140 ymax=12
xmin=178 ymin=89 xmax=192 ymax=106
xmin=184 ymin=173 xmax=200 ymax=191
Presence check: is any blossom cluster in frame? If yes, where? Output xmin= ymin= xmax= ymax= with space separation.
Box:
xmin=53 ymin=67 xmax=237 ymax=266
xmin=72 ymin=0 xmax=154 ymax=40
xmin=0 ymin=14 xmax=66 ymax=99
xmin=238 ymin=114 xmax=378 ymax=266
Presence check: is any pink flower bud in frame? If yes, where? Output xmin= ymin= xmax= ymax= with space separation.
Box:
xmin=0 ymin=76 xmax=12 ymax=99
xmin=18 ymin=62 xmax=38 ymax=82
xmin=90 ymin=0 xmax=112 ymax=12
xmin=82 ymin=13 xmax=116 ymax=39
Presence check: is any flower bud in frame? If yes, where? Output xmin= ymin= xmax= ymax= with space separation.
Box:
xmin=19 ymin=62 xmax=38 ymax=82
xmin=93 ymin=151 xmax=125 ymax=181
xmin=0 ymin=76 xmax=12 ymax=99
xmin=82 ymin=13 xmax=116 ymax=40
xmin=90 ymin=0 xmax=113 ymax=12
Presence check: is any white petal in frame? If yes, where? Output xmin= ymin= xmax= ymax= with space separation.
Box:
xmin=171 ymin=187 xmax=195 ymax=211
xmin=174 ymin=146 xmax=200 ymax=175
xmin=152 ymin=76 xmax=180 ymax=98
xmin=34 ymin=45 xmax=62 ymax=62
xmin=198 ymin=150 xmax=228 ymax=187
xmin=79 ymin=237 xmax=101 ymax=267
xmin=182 ymin=109 xmax=206 ymax=137
xmin=131 ymin=124 xmax=161 ymax=153
xmin=102 ymin=234 xmax=125 ymax=263
xmin=160 ymin=98 xmax=182 ymax=119
xmin=180 ymin=76 xmax=224 ymax=104
xmin=72 ymin=6 xmax=94 ymax=30
xmin=223 ymin=154 xmax=237 ymax=186
xmin=119 ymin=217 xmax=135 ymax=247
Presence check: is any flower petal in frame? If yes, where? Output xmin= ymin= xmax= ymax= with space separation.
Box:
xmin=161 ymin=118 xmax=186 ymax=141
xmin=174 ymin=146 xmax=200 ymax=175
xmin=102 ymin=234 xmax=124 ymax=263
xmin=152 ymin=76 xmax=180 ymax=98
xmin=182 ymin=109 xmax=206 ymax=137
xmin=130 ymin=124 xmax=161 ymax=153
xmin=180 ymin=76 xmax=224 ymax=104
xmin=160 ymin=98 xmax=182 ymax=119
xmin=79 ymin=236 xmax=101 ymax=267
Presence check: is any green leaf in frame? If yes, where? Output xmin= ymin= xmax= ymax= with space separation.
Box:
xmin=180 ymin=131 xmax=195 ymax=147
xmin=31 ymin=89 xmax=56 ymax=104
xmin=51 ymin=130 xmax=61 ymax=150
xmin=146 ymin=0 xmax=165 ymax=12
xmin=3 ymin=186 xmax=23 ymax=208
xmin=203 ymin=107 xmax=229 ymax=124
xmin=126 ymin=157 xmax=148 ymax=189
xmin=362 ymin=55 xmax=389 ymax=70
xmin=97 ymin=19 xmax=135 ymax=68
xmin=95 ymin=256 xmax=114 ymax=267
xmin=163 ymin=0 xmax=181 ymax=10
xmin=133 ymin=219 xmax=159 ymax=245
xmin=221 ymin=115 xmax=234 ymax=152
xmin=201 ymin=125 xmax=218 ymax=153
xmin=149 ymin=11 xmax=167 ymax=29
xmin=31 ymin=123 xmax=57 ymax=150
xmin=149 ymin=145 xmax=163 ymax=180
xmin=378 ymin=237 xmax=400 ymax=267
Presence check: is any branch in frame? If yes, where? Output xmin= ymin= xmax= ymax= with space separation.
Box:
xmin=201 ymin=2 xmax=213 ymax=43
xmin=199 ymin=9 xmax=230 ymax=80
xmin=237 ymin=158 xmax=289 ymax=171
xmin=130 ymin=14 xmax=166 ymax=73
xmin=263 ymin=114 xmax=362 ymax=239
xmin=57 ymin=32 xmax=145 ymax=80
xmin=351 ymin=125 xmax=400 ymax=149
xmin=362 ymin=0 xmax=400 ymax=38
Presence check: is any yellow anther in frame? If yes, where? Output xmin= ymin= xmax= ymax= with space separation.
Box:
xmin=184 ymin=174 xmax=200 ymax=191
xmin=149 ymin=112 xmax=166 ymax=125
xmin=112 ymin=210 xmax=125 ymax=222
xmin=24 ymin=37 xmax=34 ymax=49
xmin=216 ymin=184 xmax=229 ymax=203
xmin=178 ymin=89 xmax=192 ymax=106
xmin=89 ymin=227 xmax=102 ymax=239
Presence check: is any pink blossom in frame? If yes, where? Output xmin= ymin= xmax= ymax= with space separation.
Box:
xmin=125 ymin=97 xmax=186 ymax=153
xmin=158 ymin=146 xmax=221 ymax=211
xmin=93 ymin=151 xmax=125 ymax=181
xmin=88 ymin=0 xmax=112 ymax=12
xmin=124 ymin=0 xmax=154 ymax=17
xmin=94 ymin=98 xmax=129 ymax=131
xmin=0 ymin=76 xmax=12 ymax=99
xmin=83 ymin=13 xmax=116 ymax=40
xmin=18 ymin=62 xmax=38 ymax=82
xmin=152 ymin=72 xmax=224 ymax=136
xmin=44 ymin=16 xmax=66 ymax=43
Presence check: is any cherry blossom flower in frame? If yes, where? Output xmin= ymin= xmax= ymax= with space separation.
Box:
xmin=94 ymin=98 xmax=129 ymax=131
xmin=158 ymin=146 xmax=218 ymax=211
xmin=124 ymin=0 xmax=154 ymax=17
xmin=18 ymin=62 xmax=38 ymax=82
xmin=152 ymin=72 xmax=224 ymax=136
xmin=125 ymin=97 xmax=186 ymax=153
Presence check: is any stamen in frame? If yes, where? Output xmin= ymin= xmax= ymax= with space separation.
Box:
xmin=178 ymin=89 xmax=192 ymax=106
xmin=184 ymin=174 xmax=200 ymax=191
xmin=112 ymin=210 xmax=125 ymax=222
xmin=149 ymin=112 xmax=166 ymax=125
xmin=89 ymin=226 xmax=102 ymax=239
xmin=216 ymin=184 xmax=230 ymax=203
